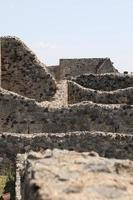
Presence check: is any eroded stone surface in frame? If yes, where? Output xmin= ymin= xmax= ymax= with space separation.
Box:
xmin=1 ymin=36 xmax=57 ymax=102
xmin=0 ymin=36 xmax=133 ymax=200
xmin=68 ymin=81 xmax=133 ymax=104
xmin=60 ymin=58 xmax=118 ymax=79
xmin=71 ymin=73 xmax=133 ymax=91
xmin=0 ymin=88 xmax=133 ymax=133
xmin=21 ymin=149 xmax=133 ymax=200
xmin=0 ymin=37 xmax=132 ymax=134
xmin=1 ymin=131 xmax=133 ymax=160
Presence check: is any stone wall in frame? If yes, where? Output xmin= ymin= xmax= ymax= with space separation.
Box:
xmin=71 ymin=73 xmax=133 ymax=91
xmin=60 ymin=58 xmax=118 ymax=79
xmin=0 ymin=87 xmax=133 ymax=134
xmin=46 ymin=65 xmax=60 ymax=81
xmin=0 ymin=36 xmax=133 ymax=200
xmin=68 ymin=81 xmax=133 ymax=104
xmin=0 ymin=39 xmax=1 ymax=87
xmin=0 ymin=36 xmax=57 ymax=102
xmin=46 ymin=59 xmax=118 ymax=81
xmin=0 ymin=131 xmax=133 ymax=160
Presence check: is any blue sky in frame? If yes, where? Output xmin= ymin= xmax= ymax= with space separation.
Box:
xmin=0 ymin=0 xmax=133 ymax=72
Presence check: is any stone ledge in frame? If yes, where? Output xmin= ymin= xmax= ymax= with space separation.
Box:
xmin=18 ymin=149 xmax=133 ymax=200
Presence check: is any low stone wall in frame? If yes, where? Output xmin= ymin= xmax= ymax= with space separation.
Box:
xmin=68 ymin=81 xmax=133 ymax=104
xmin=60 ymin=58 xmax=117 ymax=79
xmin=1 ymin=36 xmax=57 ymax=102
xmin=0 ymin=87 xmax=133 ymax=133
xmin=71 ymin=74 xmax=133 ymax=91
xmin=1 ymin=131 xmax=133 ymax=160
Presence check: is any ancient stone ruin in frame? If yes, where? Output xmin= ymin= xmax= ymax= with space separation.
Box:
xmin=0 ymin=36 xmax=133 ymax=200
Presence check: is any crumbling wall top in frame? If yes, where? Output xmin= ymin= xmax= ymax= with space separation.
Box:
xmin=0 ymin=36 xmax=57 ymax=102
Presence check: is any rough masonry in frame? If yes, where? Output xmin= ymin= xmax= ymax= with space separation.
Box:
xmin=1 ymin=36 xmax=57 ymax=102
xmin=0 ymin=36 xmax=133 ymax=200
xmin=17 ymin=149 xmax=133 ymax=200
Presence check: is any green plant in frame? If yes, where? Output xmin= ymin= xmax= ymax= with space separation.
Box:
xmin=0 ymin=176 xmax=7 ymax=197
